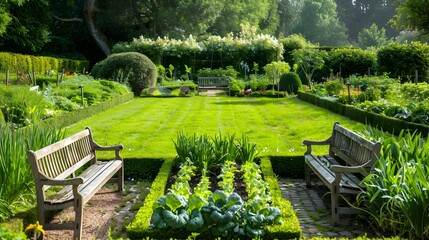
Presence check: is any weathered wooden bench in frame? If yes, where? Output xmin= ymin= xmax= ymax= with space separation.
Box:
xmin=27 ymin=127 xmax=124 ymax=240
xmin=303 ymin=122 xmax=381 ymax=224
xmin=197 ymin=76 xmax=230 ymax=95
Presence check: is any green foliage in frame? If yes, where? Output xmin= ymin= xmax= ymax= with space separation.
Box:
xmin=99 ymin=52 xmax=158 ymax=95
xmin=0 ymin=52 xmax=88 ymax=73
xmin=328 ymin=48 xmax=377 ymax=78
xmin=357 ymin=129 xmax=429 ymax=239
xmin=229 ymin=79 xmax=245 ymax=96
xmin=279 ymin=72 xmax=302 ymax=94
xmin=293 ymin=0 xmax=349 ymax=46
xmin=279 ymin=34 xmax=315 ymax=66
xmin=0 ymin=85 xmax=51 ymax=127
xmin=197 ymin=66 xmax=238 ymax=79
xmin=293 ymin=49 xmax=328 ymax=87
xmin=173 ymin=132 xmax=258 ymax=171
xmin=377 ymin=42 xmax=429 ymax=82
xmin=358 ymin=23 xmax=391 ymax=48
xmin=0 ymin=225 xmax=27 ymax=240
xmin=392 ymin=0 xmax=429 ymax=36
xmin=0 ymin=123 xmax=65 ymax=221
xmin=113 ymin=35 xmax=283 ymax=76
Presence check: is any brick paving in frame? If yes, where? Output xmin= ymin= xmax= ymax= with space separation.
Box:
xmin=278 ymin=178 xmax=372 ymax=239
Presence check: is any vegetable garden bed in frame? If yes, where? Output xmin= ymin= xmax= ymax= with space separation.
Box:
xmin=127 ymin=132 xmax=301 ymax=239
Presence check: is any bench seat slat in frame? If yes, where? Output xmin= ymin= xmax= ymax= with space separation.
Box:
xmin=46 ymin=160 xmax=122 ymax=205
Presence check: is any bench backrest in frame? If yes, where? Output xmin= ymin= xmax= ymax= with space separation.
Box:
xmin=198 ymin=77 xmax=230 ymax=86
xmin=330 ymin=123 xmax=381 ymax=172
xmin=27 ymin=128 xmax=96 ymax=181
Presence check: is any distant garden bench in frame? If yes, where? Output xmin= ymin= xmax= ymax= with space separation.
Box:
xmin=197 ymin=76 xmax=230 ymax=95
xmin=303 ymin=122 xmax=381 ymax=224
xmin=27 ymin=128 xmax=124 ymax=240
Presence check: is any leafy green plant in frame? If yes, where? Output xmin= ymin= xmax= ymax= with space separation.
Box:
xmin=237 ymin=133 xmax=259 ymax=164
xmin=0 ymin=123 xmax=65 ymax=221
xmin=217 ymin=161 xmax=237 ymax=196
xmin=357 ymin=128 xmax=429 ymax=239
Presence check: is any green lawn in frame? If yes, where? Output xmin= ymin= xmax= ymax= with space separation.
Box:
xmin=66 ymin=96 xmax=366 ymax=159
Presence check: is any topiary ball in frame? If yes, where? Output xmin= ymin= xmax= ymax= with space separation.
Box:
xmin=279 ymin=72 xmax=302 ymax=94
xmin=99 ymin=52 xmax=158 ymax=95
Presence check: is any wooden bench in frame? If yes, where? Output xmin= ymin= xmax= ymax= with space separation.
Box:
xmin=197 ymin=76 xmax=230 ymax=95
xmin=27 ymin=128 xmax=124 ymax=240
xmin=303 ymin=122 xmax=381 ymax=224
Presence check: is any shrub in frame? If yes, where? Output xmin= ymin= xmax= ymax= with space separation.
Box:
xmin=324 ymin=79 xmax=344 ymax=96
xmin=328 ymin=48 xmax=376 ymax=78
xmin=229 ymin=79 xmax=245 ymax=96
xmin=99 ymin=52 xmax=158 ymax=95
xmin=279 ymin=72 xmax=302 ymax=94
xmin=90 ymin=59 xmax=105 ymax=79
xmin=279 ymin=34 xmax=313 ymax=67
xmin=377 ymin=42 xmax=429 ymax=83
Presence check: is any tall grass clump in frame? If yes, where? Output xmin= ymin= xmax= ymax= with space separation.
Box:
xmin=173 ymin=131 xmax=258 ymax=172
xmin=357 ymin=127 xmax=429 ymax=239
xmin=0 ymin=124 xmax=65 ymax=221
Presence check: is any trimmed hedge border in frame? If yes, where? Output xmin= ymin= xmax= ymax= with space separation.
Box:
xmin=298 ymin=91 xmax=429 ymax=135
xmin=40 ymin=92 xmax=134 ymax=128
xmin=127 ymin=158 xmax=175 ymax=239
xmin=127 ymin=158 xmax=302 ymax=239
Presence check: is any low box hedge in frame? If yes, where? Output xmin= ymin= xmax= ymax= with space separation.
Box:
xmin=298 ymin=91 xmax=429 ymax=135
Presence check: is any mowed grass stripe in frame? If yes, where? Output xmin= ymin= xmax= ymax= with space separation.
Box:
xmin=66 ymin=97 xmax=366 ymax=159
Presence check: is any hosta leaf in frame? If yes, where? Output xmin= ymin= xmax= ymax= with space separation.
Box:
xmin=211 ymin=190 xmax=227 ymax=207
xmin=259 ymin=207 xmax=281 ymax=223
xmin=188 ymin=194 xmax=206 ymax=213
xmin=226 ymin=192 xmax=243 ymax=209
xmin=244 ymin=224 xmax=265 ymax=238
xmin=185 ymin=209 xmax=204 ymax=232
xmin=151 ymin=209 xmax=167 ymax=229
xmin=162 ymin=209 xmax=189 ymax=228
xmin=153 ymin=195 xmax=167 ymax=211
xmin=165 ymin=193 xmax=187 ymax=212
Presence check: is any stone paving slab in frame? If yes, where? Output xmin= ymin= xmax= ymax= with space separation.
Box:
xmin=278 ymin=178 xmax=373 ymax=239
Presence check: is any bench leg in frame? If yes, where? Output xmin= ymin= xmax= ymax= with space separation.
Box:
xmin=305 ymin=164 xmax=312 ymax=188
xmin=118 ymin=166 xmax=124 ymax=192
xmin=331 ymin=184 xmax=340 ymax=225
xmin=73 ymin=198 xmax=84 ymax=240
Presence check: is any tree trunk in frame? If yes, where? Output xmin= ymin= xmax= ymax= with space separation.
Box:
xmin=83 ymin=0 xmax=111 ymax=56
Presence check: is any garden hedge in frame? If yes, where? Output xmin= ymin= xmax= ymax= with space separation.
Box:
xmin=377 ymin=42 xmax=429 ymax=83
xmin=0 ymin=52 xmax=88 ymax=73
xmin=112 ymin=35 xmax=283 ymax=78
xmin=297 ymin=91 xmax=429 ymax=135
xmin=328 ymin=48 xmax=376 ymax=78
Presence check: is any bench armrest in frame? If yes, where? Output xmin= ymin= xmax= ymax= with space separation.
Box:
xmin=93 ymin=144 xmax=124 ymax=160
xmin=303 ymin=137 xmax=332 ymax=155
xmin=41 ymin=177 xmax=84 ymax=186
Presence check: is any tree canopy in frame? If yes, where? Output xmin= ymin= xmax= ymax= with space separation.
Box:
xmin=391 ymin=0 xmax=429 ymax=36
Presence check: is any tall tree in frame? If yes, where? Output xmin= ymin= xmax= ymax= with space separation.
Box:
xmin=358 ymin=23 xmax=391 ymax=48
xmin=0 ymin=0 xmax=51 ymax=53
xmin=293 ymin=0 xmax=349 ymax=46
xmin=276 ymin=0 xmax=304 ymax=36
xmin=391 ymin=0 xmax=429 ymax=36
xmin=335 ymin=0 xmax=397 ymax=42
xmin=207 ymin=0 xmax=275 ymax=36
